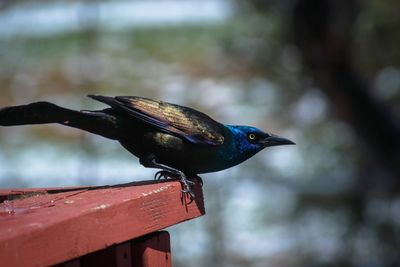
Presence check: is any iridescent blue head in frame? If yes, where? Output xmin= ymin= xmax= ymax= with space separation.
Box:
xmin=226 ymin=125 xmax=295 ymax=159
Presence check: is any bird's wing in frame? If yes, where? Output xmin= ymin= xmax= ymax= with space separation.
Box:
xmin=89 ymin=95 xmax=225 ymax=146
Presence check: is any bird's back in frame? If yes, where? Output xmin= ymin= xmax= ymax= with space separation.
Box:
xmin=89 ymin=95 xmax=225 ymax=146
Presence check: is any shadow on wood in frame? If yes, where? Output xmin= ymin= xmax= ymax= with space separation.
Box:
xmin=59 ymin=231 xmax=171 ymax=267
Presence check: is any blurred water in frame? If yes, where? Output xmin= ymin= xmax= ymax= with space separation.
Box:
xmin=0 ymin=0 xmax=232 ymax=38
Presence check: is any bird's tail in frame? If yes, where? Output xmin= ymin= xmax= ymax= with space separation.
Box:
xmin=0 ymin=101 xmax=118 ymax=140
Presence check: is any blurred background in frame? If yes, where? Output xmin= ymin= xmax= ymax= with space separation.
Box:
xmin=0 ymin=0 xmax=399 ymax=266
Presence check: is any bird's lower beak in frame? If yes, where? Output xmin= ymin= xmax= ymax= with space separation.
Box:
xmin=261 ymin=134 xmax=295 ymax=147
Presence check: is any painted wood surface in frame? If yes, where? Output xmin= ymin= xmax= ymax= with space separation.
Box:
xmin=58 ymin=231 xmax=171 ymax=267
xmin=0 ymin=181 xmax=204 ymax=267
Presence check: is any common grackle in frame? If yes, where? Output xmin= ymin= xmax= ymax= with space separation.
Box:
xmin=0 ymin=95 xmax=295 ymax=197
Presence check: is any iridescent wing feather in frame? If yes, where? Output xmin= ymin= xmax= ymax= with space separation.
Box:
xmin=89 ymin=95 xmax=225 ymax=146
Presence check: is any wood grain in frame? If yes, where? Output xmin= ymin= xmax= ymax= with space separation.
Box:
xmin=0 ymin=181 xmax=204 ymax=267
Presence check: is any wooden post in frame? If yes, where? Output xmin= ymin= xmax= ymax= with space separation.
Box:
xmin=58 ymin=231 xmax=171 ymax=267
xmin=131 ymin=231 xmax=171 ymax=267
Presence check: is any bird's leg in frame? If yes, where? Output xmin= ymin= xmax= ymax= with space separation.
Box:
xmin=140 ymin=155 xmax=195 ymax=199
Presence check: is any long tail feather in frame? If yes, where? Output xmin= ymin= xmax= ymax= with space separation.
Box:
xmin=0 ymin=102 xmax=118 ymax=140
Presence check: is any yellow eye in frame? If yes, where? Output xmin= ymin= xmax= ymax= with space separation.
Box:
xmin=248 ymin=133 xmax=256 ymax=140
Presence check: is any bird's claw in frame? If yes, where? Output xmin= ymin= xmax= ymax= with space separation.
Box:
xmin=179 ymin=176 xmax=196 ymax=200
xmin=153 ymin=169 xmax=197 ymax=200
xmin=185 ymin=179 xmax=195 ymax=185
xmin=181 ymin=187 xmax=196 ymax=200
xmin=154 ymin=170 xmax=177 ymax=181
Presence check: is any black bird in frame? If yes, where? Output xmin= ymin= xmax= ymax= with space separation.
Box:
xmin=0 ymin=95 xmax=295 ymax=197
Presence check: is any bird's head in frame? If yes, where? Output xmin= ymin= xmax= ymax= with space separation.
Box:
xmin=226 ymin=125 xmax=295 ymax=158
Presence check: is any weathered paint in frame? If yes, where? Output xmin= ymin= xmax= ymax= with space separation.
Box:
xmin=0 ymin=181 xmax=204 ymax=267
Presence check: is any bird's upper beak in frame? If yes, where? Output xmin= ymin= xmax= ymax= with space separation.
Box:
xmin=260 ymin=134 xmax=295 ymax=147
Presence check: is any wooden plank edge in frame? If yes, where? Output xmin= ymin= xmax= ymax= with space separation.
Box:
xmin=0 ymin=181 xmax=204 ymax=267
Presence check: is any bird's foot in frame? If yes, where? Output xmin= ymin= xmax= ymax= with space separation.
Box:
xmin=144 ymin=155 xmax=196 ymax=199
xmin=179 ymin=174 xmax=196 ymax=200
xmin=153 ymin=169 xmax=195 ymax=199
xmin=154 ymin=170 xmax=178 ymax=181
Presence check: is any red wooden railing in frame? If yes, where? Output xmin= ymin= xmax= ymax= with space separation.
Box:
xmin=0 ymin=180 xmax=205 ymax=267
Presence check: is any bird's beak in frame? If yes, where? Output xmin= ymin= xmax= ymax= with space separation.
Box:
xmin=260 ymin=134 xmax=295 ymax=147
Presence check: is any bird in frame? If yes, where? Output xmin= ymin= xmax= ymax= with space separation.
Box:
xmin=0 ymin=95 xmax=295 ymax=198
